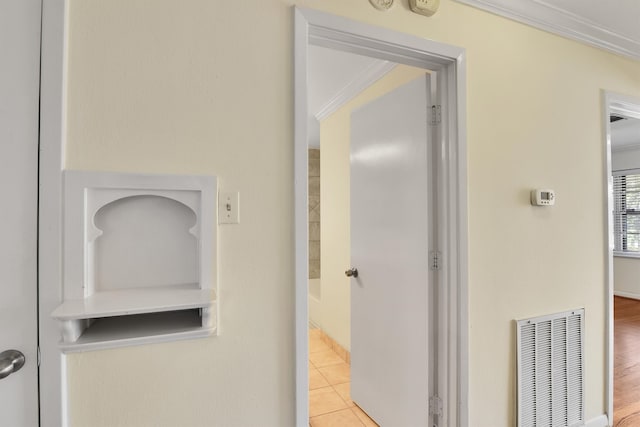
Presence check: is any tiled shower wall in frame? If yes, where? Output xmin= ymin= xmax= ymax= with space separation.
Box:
xmin=309 ymin=149 xmax=320 ymax=280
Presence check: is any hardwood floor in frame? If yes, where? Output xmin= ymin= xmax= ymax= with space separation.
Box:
xmin=614 ymin=296 xmax=640 ymax=426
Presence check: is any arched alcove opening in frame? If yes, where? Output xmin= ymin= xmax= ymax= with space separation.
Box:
xmin=92 ymin=195 xmax=198 ymax=291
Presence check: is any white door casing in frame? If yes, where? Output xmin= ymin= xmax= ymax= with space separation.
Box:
xmin=0 ymin=0 xmax=41 ymax=425
xmin=349 ymin=75 xmax=433 ymax=426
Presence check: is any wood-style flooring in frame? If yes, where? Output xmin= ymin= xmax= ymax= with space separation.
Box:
xmin=615 ymin=296 xmax=640 ymax=426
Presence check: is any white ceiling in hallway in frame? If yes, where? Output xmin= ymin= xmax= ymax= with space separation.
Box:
xmin=455 ymin=0 xmax=640 ymax=60
xmin=308 ymin=46 xmax=385 ymax=121
xmin=307 ymin=45 xmax=392 ymax=148
xmin=612 ymin=117 xmax=640 ymax=150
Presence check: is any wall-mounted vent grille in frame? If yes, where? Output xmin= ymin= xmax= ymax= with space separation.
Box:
xmin=517 ymin=309 xmax=584 ymax=427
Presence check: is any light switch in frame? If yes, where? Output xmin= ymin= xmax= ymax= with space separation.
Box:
xmin=219 ymin=191 xmax=239 ymax=224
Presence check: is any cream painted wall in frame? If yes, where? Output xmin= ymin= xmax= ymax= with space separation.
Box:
xmin=319 ymin=65 xmax=426 ymax=351
xmin=63 ymin=0 xmax=640 ymax=425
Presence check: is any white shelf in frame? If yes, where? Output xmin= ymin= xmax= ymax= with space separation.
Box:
xmin=52 ymin=286 xmax=215 ymax=320
xmin=59 ymin=310 xmax=216 ymax=353
xmin=51 ymin=286 xmax=216 ymax=351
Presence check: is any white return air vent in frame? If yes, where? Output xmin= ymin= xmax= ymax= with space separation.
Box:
xmin=516 ymin=309 xmax=584 ymax=427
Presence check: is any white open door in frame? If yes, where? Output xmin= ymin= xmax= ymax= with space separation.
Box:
xmin=349 ymin=74 xmax=433 ymax=426
xmin=0 ymin=0 xmax=41 ymax=425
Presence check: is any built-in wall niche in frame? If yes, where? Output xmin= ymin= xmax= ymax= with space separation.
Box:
xmin=52 ymin=171 xmax=218 ymax=352
xmin=91 ymin=194 xmax=198 ymax=292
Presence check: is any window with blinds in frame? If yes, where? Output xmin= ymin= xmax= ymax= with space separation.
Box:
xmin=613 ymin=174 xmax=640 ymax=253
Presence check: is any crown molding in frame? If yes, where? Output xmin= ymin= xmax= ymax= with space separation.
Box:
xmin=315 ymin=61 xmax=397 ymax=121
xmin=454 ymin=0 xmax=640 ymax=61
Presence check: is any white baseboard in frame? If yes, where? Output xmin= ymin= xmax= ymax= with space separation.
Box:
xmin=614 ymin=290 xmax=640 ymax=300
xmin=585 ymin=414 xmax=609 ymax=427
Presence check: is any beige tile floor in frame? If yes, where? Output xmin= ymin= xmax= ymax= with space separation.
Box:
xmin=309 ymin=329 xmax=379 ymax=427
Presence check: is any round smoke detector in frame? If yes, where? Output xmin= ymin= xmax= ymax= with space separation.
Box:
xmin=369 ymin=0 xmax=394 ymax=11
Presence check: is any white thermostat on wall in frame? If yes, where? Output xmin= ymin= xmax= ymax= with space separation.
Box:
xmin=530 ymin=189 xmax=555 ymax=206
xmin=409 ymin=0 xmax=440 ymax=17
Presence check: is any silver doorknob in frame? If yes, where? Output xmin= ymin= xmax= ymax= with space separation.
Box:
xmin=0 ymin=350 xmax=25 ymax=380
xmin=345 ymin=268 xmax=358 ymax=278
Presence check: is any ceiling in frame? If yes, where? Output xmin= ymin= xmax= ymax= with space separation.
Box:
xmin=612 ymin=117 xmax=640 ymax=150
xmin=455 ymin=0 xmax=640 ymax=60
xmin=308 ymin=47 xmax=384 ymax=122
xmin=307 ymin=46 xmax=391 ymax=147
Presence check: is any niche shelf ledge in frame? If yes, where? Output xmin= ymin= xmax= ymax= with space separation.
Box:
xmin=57 ymin=310 xmax=216 ymax=353
xmin=52 ymin=288 xmax=217 ymax=353
xmin=52 ymin=287 xmax=216 ymax=320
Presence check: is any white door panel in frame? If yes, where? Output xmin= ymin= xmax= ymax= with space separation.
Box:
xmin=0 ymin=0 xmax=41 ymax=425
xmin=350 ymin=75 xmax=432 ymax=426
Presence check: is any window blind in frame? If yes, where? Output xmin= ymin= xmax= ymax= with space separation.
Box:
xmin=613 ymin=174 xmax=640 ymax=252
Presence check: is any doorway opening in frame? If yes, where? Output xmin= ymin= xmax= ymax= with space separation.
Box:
xmin=604 ymin=92 xmax=640 ymax=426
xmin=294 ymin=8 xmax=468 ymax=427
xmin=306 ymin=47 xmax=436 ymax=425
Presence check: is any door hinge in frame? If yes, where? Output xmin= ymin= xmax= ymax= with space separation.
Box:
xmin=430 ymin=251 xmax=441 ymax=270
xmin=431 ymin=105 xmax=441 ymax=125
xmin=429 ymin=395 xmax=443 ymax=417
xmin=37 ymin=346 xmax=41 ymax=367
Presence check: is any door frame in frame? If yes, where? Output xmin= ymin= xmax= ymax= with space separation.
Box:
xmin=39 ymin=0 xmax=68 ymax=425
xmin=294 ymin=8 xmax=468 ymax=426
xmin=603 ymin=91 xmax=640 ymax=424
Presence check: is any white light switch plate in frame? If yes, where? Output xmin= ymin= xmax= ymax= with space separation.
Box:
xmin=219 ymin=192 xmax=239 ymax=224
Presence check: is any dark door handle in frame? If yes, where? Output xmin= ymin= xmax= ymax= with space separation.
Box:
xmin=345 ymin=268 xmax=358 ymax=278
